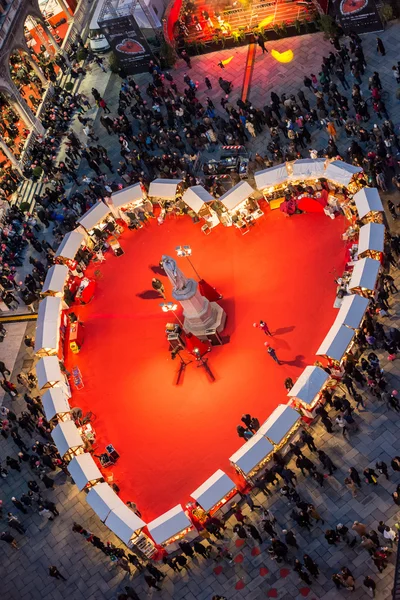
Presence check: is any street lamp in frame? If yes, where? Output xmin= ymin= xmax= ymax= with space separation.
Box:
xmin=160 ymin=302 xmax=184 ymax=327
xmin=175 ymin=245 xmax=201 ymax=280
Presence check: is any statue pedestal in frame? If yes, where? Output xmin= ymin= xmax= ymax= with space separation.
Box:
xmin=172 ymin=279 xmax=226 ymax=339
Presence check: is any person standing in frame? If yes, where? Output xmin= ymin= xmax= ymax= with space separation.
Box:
xmin=349 ymin=467 xmax=362 ymax=488
xmin=144 ymin=575 xmax=161 ymax=591
xmin=246 ymin=523 xmax=262 ymax=543
xmin=301 ymin=430 xmax=317 ymax=452
xmin=152 ymin=278 xmax=166 ymax=299
xmin=49 ymin=566 xmax=67 ymax=580
xmin=304 ymin=554 xmax=319 ymax=577
xmin=0 ymin=531 xmax=19 ymax=549
xmin=376 ymin=461 xmax=389 ymax=480
xmin=257 ymin=320 xmax=272 ymax=335
xmin=363 ymin=575 xmax=376 ymax=597
xmin=147 ymin=563 xmax=165 ymax=582
xmin=376 ymin=37 xmax=386 ymax=56
xmin=294 ymin=559 xmax=312 ymax=585
xmin=283 ymin=529 xmax=298 ymax=549
xmin=7 ymin=513 xmax=25 ymax=534
xmin=255 ymin=33 xmax=268 ymax=54
xmin=11 ymin=497 xmax=27 ymax=514
xmin=266 ymin=345 xmax=281 ymax=364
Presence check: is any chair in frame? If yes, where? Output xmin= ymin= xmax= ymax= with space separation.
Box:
xmin=201 ymin=224 xmax=211 ymax=235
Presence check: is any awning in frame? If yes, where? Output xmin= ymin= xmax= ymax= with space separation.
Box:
xmin=86 ymin=482 xmax=125 ymax=522
xmin=105 ymin=504 xmax=146 ymax=543
xmin=36 ymin=355 xmax=63 ymax=390
xmin=229 ymin=433 xmax=274 ymax=475
xmin=147 ymin=505 xmax=192 ymax=545
xmin=218 ymin=181 xmax=255 ymax=211
xmin=316 ymin=323 xmax=355 ymax=362
xmin=354 ymin=187 xmax=383 ymax=220
xmin=254 ymin=164 xmax=288 ymax=189
xmin=334 ymin=294 xmax=369 ymax=330
xmin=34 ymin=296 xmax=62 ymax=355
xmin=190 ymin=469 xmax=236 ymax=512
xmin=290 ymin=158 xmax=326 ymax=179
xmin=110 ymin=183 xmax=145 ymax=209
xmin=287 ymin=366 xmax=329 ymax=405
xmin=42 ymin=264 xmax=69 ymax=295
xmin=148 ymin=178 xmax=182 ymax=200
xmin=182 ymin=186 xmax=214 ymax=213
xmin=358 ymin=222 xmax=385 ymax=257
xmin=68 ymin=453 xmax=103 ymax=491
xmin=78 ymin=201 xmax=111 ymax=232
xmin=258 ymin=405 xmax=300 ymax=445
xmin=55 ymin=230 xmax=85 ymax=261
xmin=52 ymin=420 xmax=84 ymax=457
xmin=348 ymin=257 xmax=380 ymax=292
xmin=324 ymin=160 xmax=362 ymax=186
xmin=42 ymin=387 xmax=70 ymax=421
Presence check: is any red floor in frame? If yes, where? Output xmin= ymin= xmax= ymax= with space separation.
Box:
xmin=66 ymin=209 xmax=346 ymax=521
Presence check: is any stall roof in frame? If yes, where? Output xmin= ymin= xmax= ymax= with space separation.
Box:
xmin=229 ymin=433 xmax=274 ymax=475
xmin=254 ymin=163 xmax=289 ymax=189
xmin=324 ymin=160 xmax=362 ymax=186
xmin=218 ymin=181 xmax=255 ymax=211
xmin=354 ymin=187 xmax=383 ymax=220
xmin=78 ymin=201 xmax=110 ymax=232
xmin=290 ymin=158 xmax=326 ymax=179
xmin=334 ymin=294 xmax=370 ymax=330
xmin=348 ymin=257 xmax=380 ymax=292
xmin=42 ymin=264 xmax=69 ymax=294
xmin=55 ymin=229 xmax=85 ymax=260
xmin=287 ymin=366 xmax=329 ymax=405
xmin=190 ymin=469 xmax=236 ymax=512
xmin=316 ymin=323 xmax=355 ymax=362
xmin=68 ymin=453 xmax=103 ymax=491
xmin=52 ymin=420 xmax=84 ymax=457
xmin=34 ymin=296 xmax=62 ymax=354
xmin=42 ymin=387 xmax=70 ymax=421
xmin=36 ymin=355 xmax=63 ymax=390
xmin=182 ymin=186 xmax=214 ymax=213
xmin=147 ymin=505 xmax=192 ymax=545
xmin=86 ymin=482 xmax=125 ymax=522
xmin=105 ymin=504 xmax=146 ymax=543
xmin=358 ymin=222 xmax=385 ymax=257
xmin=258 ymin=405 xmax=300 ymax=444
xmin=148 ymin=178 xmax=182 ymax=199
xmin=110 ymin=183 xmax=145 ymax=208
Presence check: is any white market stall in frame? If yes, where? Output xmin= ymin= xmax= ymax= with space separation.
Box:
xmin=36 ymin=355 xmax=69 ymax=392
xmin=287 ymin=365 xmax=330 ymax=412
xmin=42 ymin=386 xmax=71 ymax=422
xmin=348 ymin=257 xmax=381 ymax=295
xmin=316 ymin=322 xmax=355 ymax=363
xmin=148 ymin=178 xmax=182 ymax=201
xmin=104 ymin=504 xmax=146 ymax=546
xmin=190 ymin=469 xmax=240 ymax=515
xmin=218 ymin=181 xmax=260 ymax=231
xmin=258 ymin=405 xmax=301 ymax=453
xmin=289 ymin=158 xmax=326 ymax=180
xmin=354 ymin=187 xmax=384 ymax=222
xmin=182 ymin=186 xmax=219 ymax=230
xmin=324 ymin=160 xmax=363 ymax=187
xmin=34 ymin=296 xmax=62 ymax=357
xmin=52 ymin=420 xmax=85 ymax=460
xmin=147 ymin=504 xmax=196 ymax=553
xmin=110 ymin=182 xmax=146 ymax=210
xmin=77 ymin=201 xmax=114 ymax=237
xmin=357 ymin=222 xmax=385 ymax=259
xmin=86 ymin=482 xmax=125 ymax=522
xmin=55 ymin=229 xmax=87 ymax=263
xmin=229 ymin=433 xmax=274 ymax=481
xmin=68 ymin=453 xmax=103 ymax=491
xmin=42 ymin=264 xmax=69 ymax=298
xmin=333 ymin=294 xmax=369 ymax=330
xmin=254 ymin=163 xmax=289 ymax=209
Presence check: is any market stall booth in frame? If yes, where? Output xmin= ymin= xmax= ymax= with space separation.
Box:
xmin=55 ymin=229 xmax=92 ymax=276
xmin=36 ymin=355 xmax=70 ymax=394
xmin=324 ymin=160 xmax=363 ymax=190
xmin=229 ymin=433 xmax=274 ymax=482
xmin=348 ymin=257 xmax=381 ymax=297
xmin=334 ymin=294 xmax=369 ymax=330
xmin=147 ymin=504 xmax=196 ymax=554
xmin=316 ymin=322 xmax=356 ymax=363
xmin=104 ymin=504 xmax=155 ymax=558
xmin=218 ymin=181 xmax=260 ymax=231
xmin=86 ymin=481 xmax=124 ymax=522
xmin=354 ymin=187 xmax=384 ymax=223
xmin=254 ymin=163 xmax=289 ymax=208
xmin=42 ymin=386 xmax=71 ymax=422
xmin=288 ymin=158 xmax=326 ymax=181
xmin=287 ymin=365 xmax=330 ymax=413
xmin=182 ymin=186 xmax=219 ymax=231
xmin=34 ymin=296 xmax=62 ymax=357
xmin=257 ymin=405 xmax=301 ymax=455
xmin=357 ymin=223 xmax=385 ymax=260
xmin=41 ymin=264 xmax=70 ymax=298
xmin=68 ymin=453 xmax=103 ymax=491
xmin=77 ymin=202 xmax=123 ymax=258
xmin=109 ymin=182 xmax=147 ymax=223
xmin=190 ymin=469 xmax=240 ymax=516
xmin=52 ymin=420 xmax=85 ymax=461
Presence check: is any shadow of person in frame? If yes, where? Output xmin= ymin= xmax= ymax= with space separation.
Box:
xmin=273 ymin=326 xmax=295 ymax=336
xmin=150 ymin=264 xmax=166 ymax=276
xmin=136 ymin=290 xmax=162 ymax=299
xmin=281 ymin=355 xmax=306 ymax=368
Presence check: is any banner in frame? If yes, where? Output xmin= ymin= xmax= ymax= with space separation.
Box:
xmin=99 ymin=14 xmax=155 ymax=74
xmin=329 ymin=0 xmax=383 ymax=34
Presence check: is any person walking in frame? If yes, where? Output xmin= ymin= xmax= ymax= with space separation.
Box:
xmin=301 ymin=430 xmax=317 ymax=452
xmin=257 ymin=320 xmax=272 ymax=336
xmin=49 ymin=566 xmax=67 ymax=580
xmin=304 ymin=554 xmax=319 ymax=577
xmin=352 ymin=521 xmax=367 ymax=537
xmin=376 ymin=37 xmax=386 ymax=56
xmin=124 ymin=586 xmax=141 ymax=600
xmin=266 ymin=345 xmax=281 ymax=364
xmin=193 ymin=540 xmax=211 ymax=558
xmin=363 ymin=575 xmax=376 ymax=597
xmin=326 ymin=121 xmax=337 ymax=140
xmin=283 ymin=529 xmax=298 ymax=549
xmin=376 ymin=461 xmax=389 ymax=479
xmin=151 ymin=278 xmax=166 ymax=299
xmin=7 ymin=513 xmax=25 ymax=534
xmin=364 ymin=467 xmax=378 ymax=485
xmin=246 ymin=523 xmax=263 ymax=543
xmin=144 ymin=574 xmax=161 ymax=590
xmin=321 ymin=414 xmax=333 ymax=433
xmin=294 ymin=559 xmax=312 ymax=585
xmin=147 ymin=563 xmax=165 ymax=582
xmin=349 ymin=466 xmax=362 ymax=488
xmin=318 ymin=450 xmax=337 ymax=475
xmin=0 ymin=531 xmax=19 ymax=549
xmin=11 ymin=497 xmax=27 ymax=514
xmin=179 ymin=540 xmax=194 ymax=558
xmin=254 ymin=33 xmax=268 ymax=54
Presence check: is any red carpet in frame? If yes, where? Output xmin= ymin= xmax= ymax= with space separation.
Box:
xmin=65 ymin=209 xmax=346 ymax=520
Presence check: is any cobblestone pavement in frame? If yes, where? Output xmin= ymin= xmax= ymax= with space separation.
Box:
xmin=2 ymin=22 xmax=400 ymax=600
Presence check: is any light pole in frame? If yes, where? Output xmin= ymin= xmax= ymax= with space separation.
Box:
xmin=160 ymin=302 xmax=184 ymax=327
xmin=175 ymin=245 xmax=201 ymax=281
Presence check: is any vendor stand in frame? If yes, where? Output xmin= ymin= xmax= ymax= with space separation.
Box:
xmin=288 ymin=158 xmax=326 ymax=180
xmin=182 ymin=186 xmax=220 ymax=230
xmin=357 ymin=223 xmax=385 ymax=260
xmin=68 ymin=453 xmax=103 ymax=491
xmin=229 ymin=433 xmax=274 ymax=483
xmin=218 ymin=181 xmax=260 ymax=231
xmin=104 ymin=505 xmax=156 ymax=557
xmin=353 ymin=187 xmax=384 ymax=223
xmin=190 ymin=469 xmax=240 ymax=516
xmin=287 ymin=365 xmax=330 ymax=413
xmin=257 ymin=405 xmax=301 ymax=455
xmin=316 ymin=322 xmax=356 ymax=363
xmin=348 ymin=257 xmax=381 ymax=297
xmin=148 ymin=179 xmax=183 ymax=222
xmin=41 ymin=264 xmax=69 ymax=299
xmin=51 ymin=420 xmax=85 ymax=461
xmin=36 ymin=355 xmax=71 ymax=395
xmin=147 ymin=505 xmax=196 ymax=554
xmin=34 ymin=296 xmax=62 ymax=357
xmin=55 ymin=229 xmax=92 ymax=276
xmin=254 ymin=163 xmax=289 ymax=209
xmin=333 ymin=294 xmax=369 ymax=330
xmin=77 ymin=202 xmax=121 ymax=257
xmin=324 ymin=160 xmax=363 ymax=190
xmin=42 ymin=386 xmax=71 ymax=422
xmin=86 ymin=481 xmax=124 ymax=522
xmin=109 ymin=182 xmax=147 ymax=223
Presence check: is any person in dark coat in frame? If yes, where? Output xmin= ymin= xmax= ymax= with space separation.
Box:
xmin=283 ymin=529 xmax=298 ymax=549
xmin=147 ymin=563 xmax=165 ymax=581
xmin=376 ymin=37 xmax=386 ymax=56
xmin=179 ymin=540 xmax=194 ymax=557
xmin=304 ymin=554 xmax=319 ymax=577
xmin=11 ymin=497 xmax=27 ymax=514
xmin=246 ymin=524 xmax=262 ymax=543
xmin=349 ymin=467 xmax=362 ymax=488
xmin=144 ymin=575 xmax=161 ymax=590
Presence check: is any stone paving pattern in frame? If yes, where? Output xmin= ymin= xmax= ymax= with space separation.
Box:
xmin=3 ymin=22 xmax=400 ymax=600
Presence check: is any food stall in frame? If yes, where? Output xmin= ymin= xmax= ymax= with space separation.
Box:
xmin=77 ymin=201 xmax=116 ymax=242
xmin=324 ymin=160 xmax=363 ymax=189
xmin=42 ymin=386 xmax=71 ymax=422
xmin=109 ymin=182 xmax=147 ymax=222
xmin=348 ymin=257 xmax=381 ymax=297
xmin=257 ymin=405 xmax=301 ymax=455
xmin=254 ymin=163 xmax=289 ymax=208
xmin=68 ymin=453 xmax=103 ymax=491
xmin=51 ymin=420 xmax=85 ymax=461
xmin=34 ymin=296 xmax=62 ymax=357
xmin=333 ymin=293 xmax=369 ymax=330
xmin=229 ymin=433 xmax=274 ymax=482
xmin=147 ymin=504 xmax=197 ymax=554
xmin=316 ymin=322 xmax=356 ymax=363
xmin=55 ymin=230 xmax=87 ymax=262
xmin=287 ymin=365 xmax=330 ymax=413
xmin=105 ymin=504 xmax=156 ymax=557
xmin=218 ymin=181 xmax=260 ymax=231
xmin=353 ymin=187 xmax=384 ymax=223
xmin=148 ymin=179 xmax=182 ymax=203
xmin=86 ymin=482 xmax=125 ymax=522
xmin=357 ymin=222 xmax=385 ymax=260
xmin=288 ymin=158 xmax=326 ymax=181
xmin=36 ymin=355 xmax=70 ymax=394
xmin=41 ymin=264 xmax=69 ymax=299
xmin=190 ymin=469 xmax=240 ymax=516
xmin=182 ymin=186 xmax=220 ymax=230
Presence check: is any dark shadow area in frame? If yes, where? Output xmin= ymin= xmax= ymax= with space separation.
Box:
xmin=274 ymin=326 xmax=295 ymax=336
xmin=149 ymin=264 xmax=166 ymax=276
xmin=281 ymin=354 xmax=306 ymax=368
xmin=136 ymin=290 xmax=162 ymax=300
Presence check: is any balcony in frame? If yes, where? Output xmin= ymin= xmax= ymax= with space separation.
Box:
xmin=0 ymin=0 xmax=23 ymax=49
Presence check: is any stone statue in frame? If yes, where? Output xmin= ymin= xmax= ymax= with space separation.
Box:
xmin=162 ymin=255 xmax=189 ymax=291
